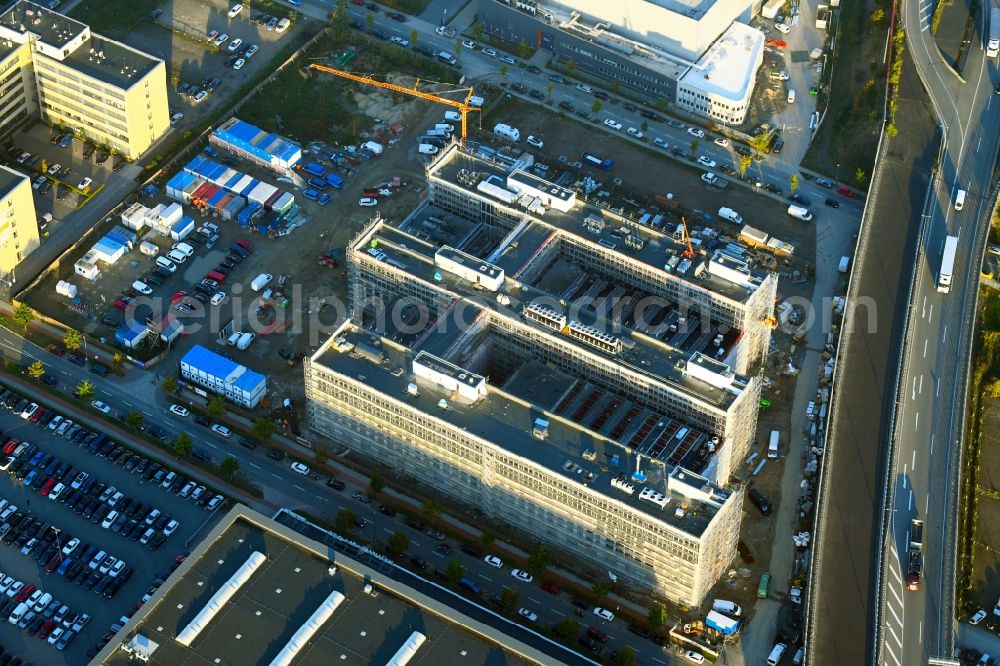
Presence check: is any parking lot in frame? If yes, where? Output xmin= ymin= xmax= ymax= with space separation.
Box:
xmin=121 ymin=0 xmax=316 ymax=131
xmin=0 ymin=395 xmax=225 ymax=663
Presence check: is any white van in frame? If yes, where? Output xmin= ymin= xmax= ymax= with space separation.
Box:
xmin=787 ymin=89 xmax=796 ymax=104
xmin=227 ymin=332 xmax=242 ymax=347
xmin=418 ymin=144 xmax=439 ymax=155
xmin=33 ymin=592 xmax=52 ymax=612
xmin=838 ymin=256 xmax=851 ymax=273
xmin=437 ymin=51 xmax=457 ymax=66
xmin=718 ymin=207 xmax=743 ymax=225
xmin=251 ymin=273 xmax=273 ymax=291
xmin=139 ymin=241 xmax=159 ymax=257
xmin=155 ymin=256 xmax=177 ymax=273
xmin=132 ymin=280 xmax=153 ymax=295
xmin=236 ymin=332 xmax=256 ymax=350
xmin=434 ymin=123 xmax=454 ymax=135
xmin=793 ymin=647 xmax=805 ymax=665
xmin=8 ymin=601 xmax=29 ymax=625
xmin=767 ymin=643 xmax=787 ymax=666
xmin=768 ymin=431 xmax=780 ymax=459
xmin=787 ymin=204 xmax=814 ymax=222
xmin=172 ymin=242 xmax=195 ymax=257
xmin=954 ymin=188 xmax=966 ymax=211
xmin=712 ymin=599 xmax=743 ymax=617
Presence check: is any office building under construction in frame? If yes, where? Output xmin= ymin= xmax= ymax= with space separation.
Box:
xmin=305 ymin=143 xmax=778 ymax=605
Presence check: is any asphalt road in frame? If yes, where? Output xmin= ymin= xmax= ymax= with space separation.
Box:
xmin=882 ymin=1 xmax=1000 ymax=664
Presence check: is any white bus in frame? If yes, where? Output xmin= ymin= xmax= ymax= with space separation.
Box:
xmin=937 ymin=235 xmax=958 ymax=293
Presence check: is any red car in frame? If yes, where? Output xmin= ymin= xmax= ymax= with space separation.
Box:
xmin=540 ymin=581 xmax=559 ymax=594
xmin=40 ymin=477 xmax=57 ymax=496
xmin=170 ymin=290 xmax=189 ymax=304
xmin=15 ymin=583 xmax=35 ymax=603
xmin=587 ymin=626 xmax=609 ymax=643
xmin=30 ymin=408 xmax=46 ymax=424
xmin=206 ymin=270 xmax=226 ymax=283
xmin=236 ymin=239 xmax=253 ymax=254
xmin=2 ymin=439 xmax=19 ymax=454
xmin=46 ymin=344 xmax=65 ymax=357
xmin=838 ymin=185 xmax=855 ymax=198
xmin=45 ymin=551 xmax=62 ymax=573
xmin=37 ymin=620 xmax=57 ymax=640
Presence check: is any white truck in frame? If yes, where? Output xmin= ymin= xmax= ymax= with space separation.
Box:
xmin=937 ymin=234 xmax=958 ymax=293
xmin=988 ymin=7 xmax=1000 ymax=58
xmin=718 ymin=207 xmax=743 ymax=224
xmin=493 ymin=123 xmax=520 ymax=141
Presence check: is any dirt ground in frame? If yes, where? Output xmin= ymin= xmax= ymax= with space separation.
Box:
xmin=480 ymin=96 xmax=817 ymax=267
xmin=972 ymin=396 xmax=1000 ymax=611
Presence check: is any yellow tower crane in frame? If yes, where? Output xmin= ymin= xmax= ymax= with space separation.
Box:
xmin=308 ymin=63 xmax=479 ymax=140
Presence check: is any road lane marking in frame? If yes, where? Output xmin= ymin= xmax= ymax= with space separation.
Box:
xmin=142 ymin=411 xmax=153 ymax=417
xmin=936 ymin=378 xmax=940 ymax=398
xmin=206 ymin=443 xmax=217 ymax=449
xmin=318 ymin=496 xmax=330 ymax=502
xmin=919 ymin=619 xmax=923 ymax=644
xmin=884 ymin=642 xmax=903 ymax=666
xmin=942 ymin=324 xmax=947 ymax=344
xmin=930 ymin=434 xmax=935 ymax=455
xmin=918 ymin=375 xmax=923 ymax=394
xmin=912 ymin=449 xmax=916 ymax=468
xmin=887 ymin=601 xmax=903 ymax=628
xmin=101 ymin=391 xmax=112 ymax=397
xmin=923 ymin=338 xmax=928 ymax=357
xmin=293 ymin=484 xmax=304 ymax=491
xmin=915 ymin=411 xmax=919 ymax=430
xmin=271 ymin=473 xmax=281 ymax=480
xmin=909 ymin=489 xmax=913 ymax=510
xmin=925 ymin=494 xmax=929 ymax=513
xmin=478 ymin=574 xmax=492 ymax=581
xmin=59 ymin=370 xmax=70 ymax=376
xmin=978 ymin=136 xmax=983 ymax=152
xmin=911 ymin=377 xmax=916 ymax=400
xmin=122 ymin=401 xmax=133 ymax=407
xmin=902 ymin=467 xmax=907 ymax=487
xmin=247 ymin=462 xmax=260 ymax=469
xmin=928 ymin=304 xmax=934 ymax=323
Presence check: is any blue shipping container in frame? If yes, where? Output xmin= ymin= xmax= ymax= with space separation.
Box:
xmin=325 ymin=173 xmax=343 ymax=189
xmin=303 ymin=162 xmax=326 ymax=177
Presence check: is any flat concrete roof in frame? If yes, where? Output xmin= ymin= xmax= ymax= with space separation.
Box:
xmin=316 ymin=327 xmax=732 ymax=536
xmin=678 ymin=22 xmax=765 ymax=102
xmin=95 ymin=506 xmax=572 ymax=665
xmin=0 ymin=164 xmax=27 ymax=199
xmin=0 ymin=0 xmax=86 ymax=49
xmin=428 ymin=145 xmax=765 ymax=304
xmin=57 ymin=34 xmax=160 ymax=90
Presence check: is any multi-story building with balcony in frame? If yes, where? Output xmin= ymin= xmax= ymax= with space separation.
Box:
xmin=304 ymin=144 xmax=779 ymax=605
xmin=0 ymin=0 xmax=169 ymax=159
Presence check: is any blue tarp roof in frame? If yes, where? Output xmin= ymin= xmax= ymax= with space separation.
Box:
xmin=233 ymin=369 xmax=266 ymax=393
xmin=172 ymin=216 xmax=195 ymax=233
xmin=181 ymin=344 xmax=241 ymax=381
xmin=115 ymin=322 xmax=147 ymax=344
xmin=93 ymin=237 xmax=123 ymax=253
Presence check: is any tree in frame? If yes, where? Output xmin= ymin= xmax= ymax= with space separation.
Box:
xmin=610 ymin=81 xmax=621 ymax=94
xmin=789 ymin=174 xmax=799 ymax=193
xmin=592 ymin=579 xmax=612 ymax=597
xmin=739 ymin=154 xmax=753 ymax=176
xmin=564 ymin=60 xmax=576 ymax=76
xmin=314 ymin=445 xmax=329 ymax=466
xmin=74 ymin=379 xmax=94 ymax=401
xmin=206 ymin=395 xmax=227 ymax=418
xmin=470 ymin=22 xmax=484 ymax=41
xmin=219 ymin=456 xmax=239 ymax=478
xmin=545 ymin=82 xmax=554 ymax=101
xmin=527 ymin=542 xmax=550 ymax=575
xmin=161 ymin=376 xmax=178 ymax=394
xmin=591 ymin=99 xmax=603 ymax=114
xmin=422 ymin=499 xmax=442 ymax=522
xmin=655 ymin=99 xmax=669 ymax=113
xmin=365 ymin=12 xmax=375 ymax=30
xmin=26 ymin=360 xmax=45 ymax=380
xmin=335 ymin=508 xmax=356 ymax=534
xmin=517 ymin=40 xmax=532 ymax=60
xmin=409 ymin=28 xmax=418 ymax=46
xmin=640 ymin=120 xmax=648 ymax=133
xmin=887 ymin=123 xmax=898 ymax=138
xmin=870 ymin=8 xmax=885 ymax=23
xmin=446 ymin=558 xmax=465 ymax=582
xmin=499 ymin=586 xmax=519 ymax=610
xmin=750 ymin=132 xmax=771 ymax=154
xmin=499 ymin=64 xmax=509 ymax=80
xmin=112 ymin=352 xmax=124 ymax=373
xmin=554 ymin=618 xmax=580 ymax=641
xmin=125 ymin=411 xmax=144 ymax=429
xmin=454 ymin=40 xmax=462 ymax=57
xmin=480 ymin=529 xmax=496 ymax=546
xmin=251 ymin=417 xmax=274 ymax=443
xmin=63 ymin=329 xmax=83 ymax=352
xmin=648 ymin=603 xmax=667 ymax=630
xmin=387 ymin=531 xmax=410 ymax=557
xmin=12 ymin=303 xmax=34 ymax=329
xmin=173 ymin=432 xmax=193 ymax=457
xmin=689 ymin=139 xmax=699 ymax=153
xmin=369 ymin=471 xmax=385 ymax=495
xmin=855 ymin=168 xmax=866 ymax=185
xmin=330 ymin=0 xmax=350 ymax=39
xmin=612 ymin=646 xmax=636 ymax=666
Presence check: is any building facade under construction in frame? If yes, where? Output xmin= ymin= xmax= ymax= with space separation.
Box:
xmin=305 ymin=143 xmax=778 ymax=605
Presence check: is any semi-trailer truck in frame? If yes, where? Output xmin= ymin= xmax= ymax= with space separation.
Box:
xmin=938 ymin=235 xmax=958 ymax=293
xmin=906 ymin=518 xmax=924 ymax=591
xmin=988 ymin=7 xmax=1000 ymax=58
xmin=582 ymin=153 xmax=614 ymax=170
